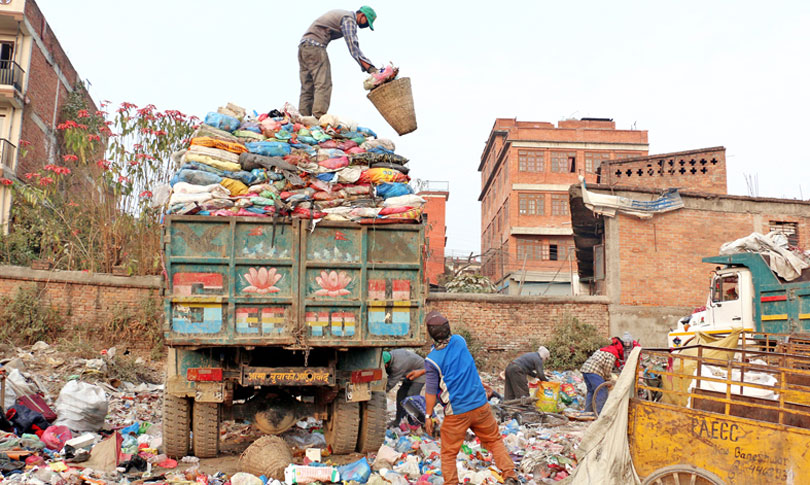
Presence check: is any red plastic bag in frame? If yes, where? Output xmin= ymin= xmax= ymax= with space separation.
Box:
xmin=41 ymin=425 xmax=72 ymax=450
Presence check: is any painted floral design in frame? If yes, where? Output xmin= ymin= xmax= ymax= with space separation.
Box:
xmin=315 ymin=270 xmax=352 ymax=297
xmin=243 ymin=267 xmax=282 ymax=294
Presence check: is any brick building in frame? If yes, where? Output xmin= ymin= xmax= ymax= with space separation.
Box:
xmin=417 ymin=181 xmax=449 ymax=287
xmin=478 ymin=117 xmax=648 ymax=295
xmin=0 ymin=0 xmax=94 ymax=230
xmin=570 ymin=171 xmax=810 ymax=345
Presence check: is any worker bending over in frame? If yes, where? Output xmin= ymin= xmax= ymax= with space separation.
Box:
xmin=504 ymin=346 xmax=550 ymax=400
xmin=383 ymin=349 xmax=426 ymax=427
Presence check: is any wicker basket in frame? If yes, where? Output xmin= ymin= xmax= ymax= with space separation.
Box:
xmin=239 ymin=435 xmax=292 ymax=480
xmin=367 ymin=77 xmax=417 ymax=135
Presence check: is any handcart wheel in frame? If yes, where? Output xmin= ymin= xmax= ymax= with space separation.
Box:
xmin=592 ymin=381 xmax=614 ymax=416
xmin=641 ymin=465 xmax=726 ymax=485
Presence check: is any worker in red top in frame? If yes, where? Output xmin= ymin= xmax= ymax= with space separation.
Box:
xmin=298 ymin=7 xmax=379 ymax=118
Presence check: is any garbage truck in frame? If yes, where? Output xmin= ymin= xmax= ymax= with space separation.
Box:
xmin=668 ymin=252 xmax=810 ymax=348
xmin=160 ymin=216 xmax=426 ymax=458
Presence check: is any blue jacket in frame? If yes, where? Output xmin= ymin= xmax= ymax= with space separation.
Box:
xmin=425 ymin=335 xmax=488 ymax=415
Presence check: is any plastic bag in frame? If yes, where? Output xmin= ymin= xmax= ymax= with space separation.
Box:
xmin=375 ymin=182 xmax=413 ymax=199
xmin=358 ymin=168 xmax=409 ymax=185
xmin=284 ymin=464 xmax=340 ymax=484
xmin=54 ymin=381 xmax=108 ymax=432
xmin=393 ymin=455 xmax=421 ymax=479
xmin=319 ymin=157 xmax=349 ymax=170
xmin=536 ymin=381 xmax=562 ymax=412
xmin=41 ymin=425 xmax=72 ymax=451
xmin=337 ymin=457 xmax=371 ymax=483
xmin=247 ymin=141 xmax=292 ymax=158
xmin=382 ymin=194 xmax=426 ymax=208
xmin=372 ymin=445 xmax=400 ymax=470
xmin=232 ymin=472 xmax=264 ymax=485
xmin=204 ymin=112 xmax=241 ymax=132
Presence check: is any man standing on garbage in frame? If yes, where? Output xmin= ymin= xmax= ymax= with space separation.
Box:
xmin=423 ymin=311 xmax=518 ymax=485
xmin=503 ymin=346 xmax=550 ymax=400
xmin=581 ymin=334 xmax=636 ymax=414
xmin=298 ymin=7 xmax=379 ymax=118
xmin=383 ymin=349 xmax=426 ymax=427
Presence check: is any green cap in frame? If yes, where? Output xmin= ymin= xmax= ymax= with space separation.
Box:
xmin=382 ymin=351 xmax=391 ymax=365
xmin=359 ymin=6 xmax=377 ymax=30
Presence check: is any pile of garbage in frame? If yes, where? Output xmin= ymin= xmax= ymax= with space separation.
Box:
xmin=163 ymin=102 xmax=425 ymax=224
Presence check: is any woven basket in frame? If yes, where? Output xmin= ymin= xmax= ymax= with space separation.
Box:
xmin=239 ymin=435 xmax=293 ymax=480
xmin=367 ymin=77 xmax=417 ymax=135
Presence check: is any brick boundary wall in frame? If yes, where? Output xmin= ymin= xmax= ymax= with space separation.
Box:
xmin=0 ymin=265 xmax=161 ymax=347
xmin=427 ymin=293 xmax=610 ymax=351
xmin=0 ymin=265 xmax=611 ymax=355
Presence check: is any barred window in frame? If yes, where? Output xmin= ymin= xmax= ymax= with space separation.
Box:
xmin=518 ymin=150 xmax=545 ymax=172
xmin=769 ymin=221 xmax=799 ymax=246
xmin=551 ymin=194 xmax=569 ymax=216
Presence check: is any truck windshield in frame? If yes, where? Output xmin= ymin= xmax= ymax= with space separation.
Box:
xmin=712 ymin=274 xmax=739 ymax=302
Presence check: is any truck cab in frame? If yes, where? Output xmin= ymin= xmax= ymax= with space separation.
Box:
xmin=668 ymin=253 xmax=810 ymax=348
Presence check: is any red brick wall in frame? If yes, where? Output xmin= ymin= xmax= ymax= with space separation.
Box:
xmin=426 ymin=294 xmax=609 ymax=351
xmin=0 ymin=265 xmax=161 ymax=348
xmin=420 ymin=191 xmax=448 ymax=286
xmin=16 ymin=0 xmax=95 ymax=175
xmin=612 ymin=196 xmax=810 ymax=307
xmin=600 ymin=147 xmax=727 ymax=194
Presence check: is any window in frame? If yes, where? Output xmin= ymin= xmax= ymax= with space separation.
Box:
xmin=518 ymin=150 xmax=545 ymax=172
xmin=516 ymin=238 xmax=568 ymax=261
xmin=551 ymin=194 xmax=569 ymax=216
xmin=551 ymin=151 xmax=576 ymax=173
xmin=548 ymin=241 xmax=567 ymax=261
xmin=585 ymin=152 xmax=610 ymax=173
xmin=769 ymin=221 xmax=799 ymax=246
xmin=519 ymin=193 xmax=544 ymax=215
xmin=712 ymin=274 xmax=739 ymax=302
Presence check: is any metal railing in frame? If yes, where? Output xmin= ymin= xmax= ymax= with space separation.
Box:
xmin=413 ymin=179 xmax=449 ymax=193
xmin=0 ymin=138 xmax=16 ymax=169
xmin=0 ymin=60 xmax=24 ymax=92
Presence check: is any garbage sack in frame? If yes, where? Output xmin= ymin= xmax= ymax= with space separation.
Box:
xmin=247 ymin=141 xmax=293 ymax=158
xmin=205 ymin=112 xmax=241 ymax=132
xmin=232 ymin=472 xmax=264 ymax=485
xmin=240 ymin=152 xmax=298 ymax=172
xmin=284 ymin=464 xmax=340 ymax=484
xmin=394 ymin=455 xmax=421 ymax=479
xmin=54 ymin=380 xmax=108 ymax=432
xmin=337 ymin=457 xmax=371 ymax=483
xmin=40 ymin=425 xmax=72 ymax=451
xmin=358 ymin=167 xmax=409 ymax=185
xmin=171 ymin=168 xmax=223 ymax=187
xmin=383 ymin=194 xmax=426 ymax=208
xmin=375 ymin=182 xmax=413 ymax=199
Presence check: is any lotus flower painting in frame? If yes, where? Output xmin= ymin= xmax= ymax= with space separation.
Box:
xmin=243 ymin=267 xmax=282 ymax=294
xmin=315 ymin=270 xmax=352 ymax=297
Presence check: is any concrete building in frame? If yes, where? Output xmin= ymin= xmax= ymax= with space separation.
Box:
xmin=570 ymin=173 xmax=810 ymax=346
xmin=478 ymin=117 xmax=648 ymax=295
xmin=417 ymin=180 xmax=449 ymax=287
xmin=0 ymin=0 xmax=95 ymax=230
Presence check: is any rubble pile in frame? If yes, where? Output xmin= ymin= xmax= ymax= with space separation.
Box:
xmin=164 ymin=103 xmax=425 ymax=224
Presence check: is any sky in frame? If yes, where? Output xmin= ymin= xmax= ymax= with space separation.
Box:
xmin=36 ymin=1 xmax=810 ymax=255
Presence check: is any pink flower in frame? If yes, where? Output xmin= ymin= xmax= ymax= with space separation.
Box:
xmin=0 ymin=177 xmax=12 ymax=186
xmin=118 ymin=175 xmax=129 ymax=183
xmin=139 ymin=190 xmax=152 ymax=198
xmin=38 ymin=177 xmax=53 ymax=186
xmin=67 ymin=201 xmax=79 ymax=207
xmin=77 ymin=109 xmax=89 ymax=118
xmin=243 ymin=267 xmax=282 ymax=294
xmin=314 ymin=270 xmax=352 ymax=297
xmin=87 ymin=134 xmax=100 ymax=142
xmin=24 ymin=172 xmax=39 ymax=179
xmin=97 ymin=159 xmax=111 ymax=170
xmin=19 ymin=139 xmax=31 ymax=147
xmin=63 ymin=154 xmax=79 ymax=162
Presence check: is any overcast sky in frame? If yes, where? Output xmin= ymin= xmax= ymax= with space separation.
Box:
xmin=36 ymin=1 xmax=810 ymax=255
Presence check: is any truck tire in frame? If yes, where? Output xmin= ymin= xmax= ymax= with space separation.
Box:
xmin=239 ymin=435 xmax=293 ymax=481
xmin=162 ymin=392 xmax=191 ymax=459
xmin=325 ymin=391 xmax=359 ymax=454
xmin=192 ymin=402 xmax=220 ymax=458
xmin=356 ymin=391 xmax=387 ymax=453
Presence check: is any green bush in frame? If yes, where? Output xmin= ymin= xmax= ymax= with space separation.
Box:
xmin=543 ymin=315 xmax=609 ymax=370
xmin=0 ymin=286 xmax=65 ymax=345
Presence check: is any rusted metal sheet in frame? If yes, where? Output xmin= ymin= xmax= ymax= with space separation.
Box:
xmin=241 ymin=366 xmax=335 ymax=386
xmin=163 ymin=216 xmax=426 ymax=348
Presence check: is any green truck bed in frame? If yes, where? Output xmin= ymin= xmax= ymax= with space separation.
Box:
xmin=163 ymin=216 xmax=426 ymax=348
